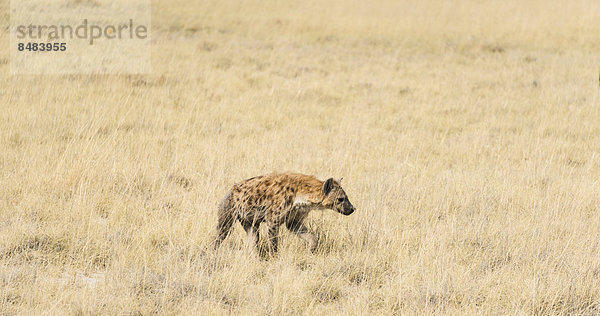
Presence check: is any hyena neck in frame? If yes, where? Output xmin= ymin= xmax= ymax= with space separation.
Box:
xmin=293 ymin=194 xmax=321 ymax=208
xmin=292 ymin=178 xmax=326 ymax=209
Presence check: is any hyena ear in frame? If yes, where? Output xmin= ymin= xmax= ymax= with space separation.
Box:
xmin=323 ymin=178 xmax=335 ymax=195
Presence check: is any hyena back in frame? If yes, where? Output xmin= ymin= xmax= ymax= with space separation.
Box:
xmin=214 ymin=173 xmax=355 ymax=253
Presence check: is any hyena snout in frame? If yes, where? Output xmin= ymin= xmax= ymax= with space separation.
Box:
xmin=339 ymin=201 xmax=355 ymax=215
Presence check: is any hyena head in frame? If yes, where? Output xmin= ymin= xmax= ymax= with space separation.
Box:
xmin=322 ymin=178 xmax=355 ymax=215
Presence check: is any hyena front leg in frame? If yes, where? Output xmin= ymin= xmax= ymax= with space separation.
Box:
xmin=286 ymin=220 xmax=318 ymax=252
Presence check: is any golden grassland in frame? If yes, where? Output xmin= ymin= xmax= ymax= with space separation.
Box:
xmin=2 ymin=0 xmax=600 ymax=314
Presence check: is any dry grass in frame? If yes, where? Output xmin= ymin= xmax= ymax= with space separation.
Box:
xmin=2 ymin=0 xmax=600 ymax=314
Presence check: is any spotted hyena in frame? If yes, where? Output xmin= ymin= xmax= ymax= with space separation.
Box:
xmin=214 ymin=173 xmax=355 ymax=253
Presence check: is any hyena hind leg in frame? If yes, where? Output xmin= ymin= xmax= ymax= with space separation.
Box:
xmin=214 ymin=213 xmax=235 ymax=250
xmin=241 ymin=220 xmax=260 ymax=252
xmin=266 ymin=223 xmax=280 ymax=255
xmin=214 ymin=192 xmax=235 ymax=250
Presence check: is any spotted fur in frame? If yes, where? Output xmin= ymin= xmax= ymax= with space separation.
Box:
xmin=214 ymin=173 xmax=355 ymax=254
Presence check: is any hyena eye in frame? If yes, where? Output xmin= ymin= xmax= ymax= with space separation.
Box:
xmin=337 ymin=197 xmax=345 ymax=203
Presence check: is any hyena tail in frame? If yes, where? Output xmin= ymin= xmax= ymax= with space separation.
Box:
xmin=214 ymin=190 xmax=235 ymax=250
